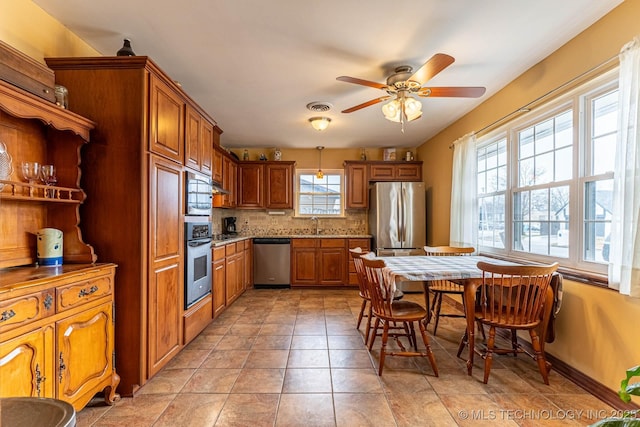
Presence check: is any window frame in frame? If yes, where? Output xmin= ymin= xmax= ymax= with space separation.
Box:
xmin=294 ymin=168 xmax=345 ymax=217
xmin=476 ymin=69 xmax=619 ymax=277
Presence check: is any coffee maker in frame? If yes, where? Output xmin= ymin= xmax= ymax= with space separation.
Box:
xmin=223 ymin=217 xmax=237 ymax=235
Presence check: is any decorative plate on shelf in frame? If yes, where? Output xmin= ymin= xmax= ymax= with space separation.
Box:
xmin=0 ymin=141 xmax=13 ymax=190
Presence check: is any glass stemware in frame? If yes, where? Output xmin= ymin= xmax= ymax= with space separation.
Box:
xmin=21 ymin=161 xmax=40 ymax=184
xmin=40 ymin=164 xmax=57 ymax=198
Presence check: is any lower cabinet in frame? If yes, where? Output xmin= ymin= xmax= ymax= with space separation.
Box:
xmin=0 ymin=264 xmax=119 ymax=411
xmin=211 ymin=239 xmax=251 ymax=318
xmin=291 ymin=239 xmax=347 ymax=286
xmin=212 ymin=247 xmax=226 ymax=318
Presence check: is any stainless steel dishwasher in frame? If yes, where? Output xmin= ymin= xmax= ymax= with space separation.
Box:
xmin=253 ymin=238 xmax=291 ymax=288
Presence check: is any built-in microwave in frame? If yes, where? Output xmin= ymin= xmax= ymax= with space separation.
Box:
xmin=185 ymin=171 xmax=213 ymax=216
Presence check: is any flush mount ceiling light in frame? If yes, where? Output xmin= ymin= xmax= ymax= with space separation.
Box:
xmin=309 ymin=116 xmax=332 ymax=131
xmin=316 ymin=146 xmax=324 ymax=179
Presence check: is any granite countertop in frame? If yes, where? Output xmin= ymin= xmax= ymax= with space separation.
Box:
xmin=211 ymin=234 xmax=371 ymax=247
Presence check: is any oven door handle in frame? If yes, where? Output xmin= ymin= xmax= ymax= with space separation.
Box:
xmin=188 ymin=239 xmax=212 ymax=248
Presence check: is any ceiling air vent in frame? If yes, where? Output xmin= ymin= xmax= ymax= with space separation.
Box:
xmin=306 ymin=102 xmax=332 ymax=113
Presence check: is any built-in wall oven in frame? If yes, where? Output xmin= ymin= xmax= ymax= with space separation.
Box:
xmin=185 ymin=222 xmax=212 ymax=309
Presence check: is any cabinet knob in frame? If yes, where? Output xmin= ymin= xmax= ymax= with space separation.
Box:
xmin=0 ymin=309 xmax=16 ymax=322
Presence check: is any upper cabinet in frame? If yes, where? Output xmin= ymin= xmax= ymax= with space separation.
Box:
xmin=236 ymin=161 xmax=295 ymax=210
xmin=344 ymin=160 xmax=423 ymax=209
xmin=185 ymin=104 xmax=214 ymax=176
xmin=149 ymin=74 xmax=184 ymax=163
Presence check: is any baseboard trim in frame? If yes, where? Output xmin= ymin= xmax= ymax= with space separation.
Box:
xmin=442 ymin=294 xmax=639 ymax=411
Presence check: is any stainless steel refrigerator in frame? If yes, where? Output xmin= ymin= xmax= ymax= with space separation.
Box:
xmin=369 ymin=182 xmax=426 ymax=256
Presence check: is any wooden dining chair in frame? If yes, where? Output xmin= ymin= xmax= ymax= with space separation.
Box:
xmin=423 ymin=245 xmax=475 ymax=335
xmin=458 ymin=261 xmax=558 ymax=384
xmin=349 ymin=247 xmax=376 ymax=344
xmin=361 ymin=257 xmax=438 ymax=377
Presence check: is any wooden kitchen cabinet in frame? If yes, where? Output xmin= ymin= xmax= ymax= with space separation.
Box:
xmin=291 ymin=238 xmax=347 ymax=286
xmin=212 ymin=146 xmax=224 ymax=183
xmin=343 ymin=160 xmax=423 ymax=209
xmin=149 ymin=73 xmax=184 ymax=163
xmin=0 ymin=264 xmax=119 ymax=412
xmin=369 ymin=161 xmax=422 ymax=181
xmin=347 ymin=238 xmax=371 ymax=285
xmin=237 ymin=162 xmax=264 ymax=207
xmin=212 ymin=247 xmax=226 ymax=318
xmin=186 ymin=105 xmax=214 ymax=176
xmin=345 ymin=162 xmax=368 ymax=209
xmin=236 ymin=161 xmax=295 ymax=209
xmin=46 ymin=56 xmax=222 ymax=395
xmin=214 ymin=154 xmax=238 ymax=208
xmin=224 ymin=242 xmax=243 ymax=305
xmin=243 ymin=239 xmax=253 ymax=290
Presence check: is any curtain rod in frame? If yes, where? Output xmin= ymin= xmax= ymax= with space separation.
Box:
xmin=449 ymin=52 xmax=620 ymax=149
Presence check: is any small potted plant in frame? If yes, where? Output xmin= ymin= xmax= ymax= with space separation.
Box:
xmin=591 ymin=365 xmax=640 ymax=426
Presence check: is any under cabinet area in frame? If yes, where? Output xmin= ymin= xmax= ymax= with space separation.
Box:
xmin=0 ymin=264 xmax=119 ymax=411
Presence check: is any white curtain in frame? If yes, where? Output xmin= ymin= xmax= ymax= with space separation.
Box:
xmin=450 ymin=132 xmax=478 ymax=249
xmin=609 ymin=36 xmax=640 ymax=298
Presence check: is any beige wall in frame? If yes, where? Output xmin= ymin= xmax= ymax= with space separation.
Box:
xmin=418 ymin=0 xmax=640 ymax=401
xmin=1 ymin=0 xmax=98 ymax=62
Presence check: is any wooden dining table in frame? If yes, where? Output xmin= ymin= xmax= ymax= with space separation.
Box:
xmin=379 ymin=255 xmax=556 ymax=376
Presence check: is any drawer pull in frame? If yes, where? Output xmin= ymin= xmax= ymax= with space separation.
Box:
xmin=44 ymin=293 xmax=53 ymax=310
xmin=0 ymin=309 xmax=16 ymax=322
xmin=78 ymin=285 xmax=99 ymax=298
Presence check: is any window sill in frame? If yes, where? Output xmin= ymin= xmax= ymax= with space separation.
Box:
xmin=479 ymin=252 xmax=610 ymax=288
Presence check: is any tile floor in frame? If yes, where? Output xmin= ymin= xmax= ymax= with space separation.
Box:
xmin=77 ymin=289 xmax=613 ymax=426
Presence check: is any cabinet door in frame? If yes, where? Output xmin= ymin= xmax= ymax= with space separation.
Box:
xmin=228 ymin=161 xmax=237 ymax=208
xmin=345 ymin=163 xmax=368 ymax=209
xmin=395 ymin=163 xmax=422 ymax=181
xmin=212 ymin=258 xmax=226 ymax=318
xmin=225 ymin=254 xmax=239 ymax=304
xmin=237 ymin=163 xmax=264 ymax=208
xmin=369 ymin=164 xmax=395 ymax=181
xmin=56 ymin=302 xmax=113 ymax=406
xmin=201 ymin=119 xmax=213 ymax=176
xmin=212 ymin=147 xmax=223 ymax=184
xmin=265 ymin=163 xmax=293 ymax=209
xmin=148 ymin=156 xmax=183 ymax=376
xmin=348 ymin=238 xmax=371 ymax=286
xmin=185 ymin=105 xmax=201 ymax=171
xmin=0 ymin=326 xmax=53 ymax=398
xmin=243 ymin=243 xmax=252 ymax=290
xmin=149 ymin=74 xmax=184 ymax=163
xmin=291 ymin=240 xmax=317 ymax=286
xmin=318 ymin=239 xmax=346 ymax=286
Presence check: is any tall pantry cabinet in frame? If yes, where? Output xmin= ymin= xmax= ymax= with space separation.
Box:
xmin=46 ymin=57 xmax=220 ymax=396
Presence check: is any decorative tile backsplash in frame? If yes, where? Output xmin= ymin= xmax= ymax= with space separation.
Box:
xmin=212 ymin=209 xmax=368 ymax=236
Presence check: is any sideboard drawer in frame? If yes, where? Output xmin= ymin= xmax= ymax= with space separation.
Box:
xmin=56 ymin=275 xmax=112 ymax=312
xmin=0 ymin=290 xmax=54 ymax=332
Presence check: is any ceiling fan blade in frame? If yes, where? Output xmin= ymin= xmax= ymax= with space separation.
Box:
xmin=336 ymin=76 xmax=387 ymax=90
xmin=418 ymin=86 xmax=486 ymax=98
xmin=410 ymin=53 xmax=455 ymax=85
xmin=342 ymin=96 xmax=391 ymax=113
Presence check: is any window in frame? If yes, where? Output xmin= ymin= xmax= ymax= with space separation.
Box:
xmin=476 ymin=71 xmax=618 ymax=274
xmin=295 ymin=170 xmax=344 ymax=216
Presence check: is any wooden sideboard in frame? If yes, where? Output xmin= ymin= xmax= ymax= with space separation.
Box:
xmin=0 ymin=71 xmax=118 ymax=410
xmin=0 ymin=264 xmax=119 ymax=411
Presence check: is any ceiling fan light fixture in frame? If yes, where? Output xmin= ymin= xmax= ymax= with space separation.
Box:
xmin=382 ymin=99 xmax=401 ymax=122
xmin=382 ymin=95 xmax=422 ymax=123
xmin=309 ymin=116 xmax=331 ymax=131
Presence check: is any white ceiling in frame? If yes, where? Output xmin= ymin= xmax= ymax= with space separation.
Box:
xmin=32 ymin=0 xmax=622 ymax=149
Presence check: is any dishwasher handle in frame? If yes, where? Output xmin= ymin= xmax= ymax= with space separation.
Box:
xmin=253 ymin=238 xmax=291 ymax=244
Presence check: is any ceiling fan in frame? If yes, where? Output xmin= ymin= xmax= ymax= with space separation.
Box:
xmin=337 ymin=53 xmax=486 ymax=131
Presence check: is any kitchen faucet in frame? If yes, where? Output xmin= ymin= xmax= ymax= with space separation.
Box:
xmin=310 ymin=216 xmax=320 ymax=235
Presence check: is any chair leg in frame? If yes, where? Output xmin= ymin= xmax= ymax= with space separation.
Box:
xmin=356 ymin=299 xmax=367 ymax=330
xmin=364 ymin=303 xmax=373 ymax=345
xmin=432 ymin=292 xmax=443 ymax=336
xmin=418 ymin=320 xmax=438 ymax=377
xmin=378 ymin=320 xmax=390 ymax=376
xmin=483 ymin=326 xmax=496 ymax=384
xmin=368 ymin=317 xmax=380 ymax=350
xmin=456 ymin=330 xmax=467 ymax=358
xmin=408 ymin=321 xmax=417 ymax=350
xmin=511 ymin=329 xmax=518 ymax=356
xmin=530 ymin=329 xmax=550 ymax=385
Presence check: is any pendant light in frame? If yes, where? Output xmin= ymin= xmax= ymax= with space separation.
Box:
xmin=316 ymin=146 xmax=324 ymax=179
